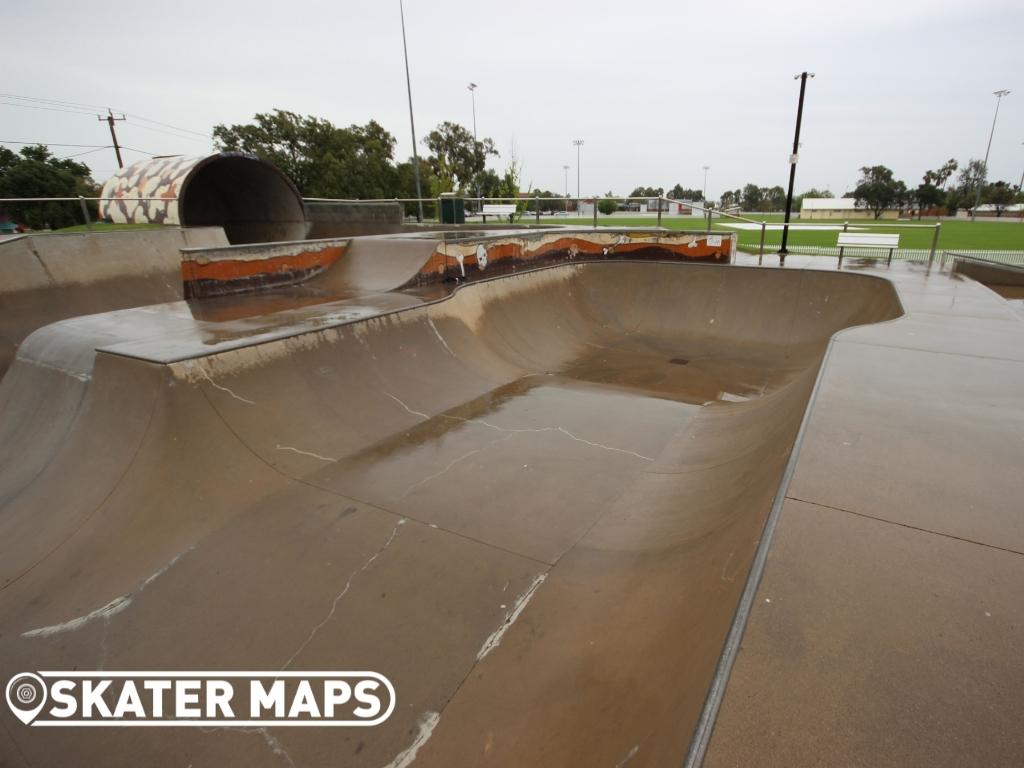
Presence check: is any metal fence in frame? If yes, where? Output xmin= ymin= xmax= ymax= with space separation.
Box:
xmin=940 ymin=250 xmax=1024 ymax=268
xmin=0 ymin=196 xmax=174 ymax=232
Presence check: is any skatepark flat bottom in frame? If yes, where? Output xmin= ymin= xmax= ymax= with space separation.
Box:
xmin=1 ymin=260 xmax=905 ymax=766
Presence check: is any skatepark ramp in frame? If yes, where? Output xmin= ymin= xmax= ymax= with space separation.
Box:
xmin=0 ymin=226 xmax=227 ymax=375
xmin=0 ymin=252 xmax=902 ymax=766
xmin=99 ymin=153 xmax=306 ymax=244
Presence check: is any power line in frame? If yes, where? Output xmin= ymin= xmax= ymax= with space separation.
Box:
xmin=0 ymin=141 xmax=109 ymax=147
xmin=0 ymin=93 xmax=108 ymax=112
xmin=119 ymin=121 xmax=211 ymax=144
xmin=118 ymin=145 xmax=161 ymax=156
xmin=122 ymin=113 xmax=212 ymax=139
xmin=0 ymin=93 xmax=212 ymax=140
xmin=0 ymin=101 xmax=97 ymax=117
xmin=58 ymin=146 xmax=113 ymax=159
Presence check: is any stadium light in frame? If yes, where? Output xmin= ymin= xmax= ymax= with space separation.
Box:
xmin=563 ymin=164 xmax=570 ymax=214
xmin=972 ymin=89 xmax=1011 ymax=221
xmin=702 ymin=165 xmax=710 ymax=202
xmin=468 ymin=83 xmax=479 ymax=206
xmin=573 ymin=139 xmax=584 ymax=214
xmin=779 ymin=72 xmax=814 ymax=264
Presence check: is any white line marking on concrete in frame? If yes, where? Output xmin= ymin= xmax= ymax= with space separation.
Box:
xmin=477 ymin=574 xmax=547 ymax=661
xmin=275 ymin=444 xmax=337 ymax=463
xmin=281 ymin=519 xmax=406 ymax=670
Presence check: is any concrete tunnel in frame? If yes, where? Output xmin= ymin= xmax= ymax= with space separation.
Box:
xmin=99 ymin=152 xmax=306 ymax=244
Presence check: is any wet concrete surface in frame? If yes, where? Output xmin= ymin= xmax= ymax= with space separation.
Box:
xmin=704 ymin=254 xmax=1024 ymax=768
xmin=0 ymin=259 xmax=903 ymax=767
xmin=1 ymin=251 xmax=1021 ymax=766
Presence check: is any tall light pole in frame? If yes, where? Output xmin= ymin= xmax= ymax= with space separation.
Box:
xmin=399 ymin=0 xmax=424 ymax=222
xmin=779 ymin=71 xmax=814 ymax=265
xmin=573 ymin=139 xmax=584 ymax=215
xmin=702 ymin=165 xmax=710 ymax=203
xmin=563 ymin=164 xmax=570 ymax=215
xmin=972 ymin=89 xmax=1011 ymax=221
xmin=467 ymin=83 xmax=478 ymax=140
xmin=468 ymin=82 xmax=479 ymax=208
xmin=1018 ymin=141 xmax=1024 ymax=192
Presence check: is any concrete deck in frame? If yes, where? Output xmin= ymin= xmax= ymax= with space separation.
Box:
xmin=703 ymin=255 xmax=1024 ymax=767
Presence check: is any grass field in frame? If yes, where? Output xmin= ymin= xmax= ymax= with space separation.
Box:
xmin=558 ymin=214 xmax=1024 ymax=252
xmin=56 ymin=222 xmax=164 ymax=233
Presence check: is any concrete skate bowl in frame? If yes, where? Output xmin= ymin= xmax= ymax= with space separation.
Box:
xmin=100 ymin=152 xmax=306 ymax=244
xmin=0 ymin=227 xmax=227 ymax=377
xmin=0 ymin=262 xmax=901 ymax=766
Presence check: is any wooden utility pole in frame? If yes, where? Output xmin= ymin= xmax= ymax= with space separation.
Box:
xmin=99 ymin=109 xmax=126 ymax=168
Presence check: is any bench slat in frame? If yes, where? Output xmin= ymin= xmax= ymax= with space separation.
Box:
xmin=837 ymin=233 xmax=899 ymax=247
xmin=482 ymin=204 xmax=517 ymax=215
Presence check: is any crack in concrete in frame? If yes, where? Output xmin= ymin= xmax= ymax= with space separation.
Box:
xmin=275 ymin=444 xmax=337 ymax=463
xmin=383 ymin=391 xmax=430 ymax=420
xmin=402 ymin=434 xmax=514 ymax=497
xmin=381 ymin=710 xmax=441 ymax=768
xmin=22 ymin=547 xmax=194 ymax=639
xmin=281 ymin=518 xmax=406 ymax=670
xmin=476 ymin=573 xmax=547 ymax=661
xmin=445 ymin=415 xmax=654 ymax=461
xmin=194 ymin=365 xmax=256 ymax=405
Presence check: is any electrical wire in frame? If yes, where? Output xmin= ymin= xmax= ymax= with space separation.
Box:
xmin=0 ymin=141 xmax=109 ymax=148
xmin=0 ymin=93 xmax=213 ymax=140
xmin=57 ymin=146 xmax=113 ymax=159
xmin=0 ymin=101 xmax=97 ymax=117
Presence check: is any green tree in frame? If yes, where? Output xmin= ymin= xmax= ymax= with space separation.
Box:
xmin=0 ymin=145 xmax=98 ymax=229
xmin=667 ymin=184 xmax=703 ymax=201
xmin=852 ymin=165 xmax=904 ymax=219
xmin=956 ymin=159 xmax=986 ymax=194
xmin=629 ymin=186 xmax=664 ymax=198
xmin=213 ymin=110 xmax=399 ymax=198
xmin=983 ymin=181 xmax=1016 ymax=217
xmin=765 ymin=186 xmax=786 ymax=211
xmin=924 ymin=158 xmax=958 ymax=191
xmin=741 ymin=184 xmax=763 ymax=211
xmin=914 ymin=182 xmax=944 ymax=219
xmin=597 ymin=192 xmax=619 ymax=215
xmin=719 ymin=189 xmax=739 ymax=209
xmin=422 ymin=121 xmax=497 ymax=194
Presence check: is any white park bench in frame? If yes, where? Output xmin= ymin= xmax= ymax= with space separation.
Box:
xmin=837 ymin=232 xmax=900 ymax=265
xmin=481 ymin=203 xmax=517 ymax=222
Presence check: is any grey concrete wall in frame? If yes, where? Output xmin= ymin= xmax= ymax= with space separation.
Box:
xmin=0 ymin=227 xmax=227 ymax=376
xmin=304 ymin=201 xmax=405 ymax=239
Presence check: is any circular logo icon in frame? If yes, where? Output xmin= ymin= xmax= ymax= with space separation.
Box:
xmin=6 ymin=672 xmax=47 ymax=725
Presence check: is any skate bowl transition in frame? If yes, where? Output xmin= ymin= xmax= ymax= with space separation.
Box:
xmin=0 ymin=229 xmax=904 ymax=766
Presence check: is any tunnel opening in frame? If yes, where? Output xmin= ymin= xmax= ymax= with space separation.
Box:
xmin=179 ymin=154 xmax=306 ymax=244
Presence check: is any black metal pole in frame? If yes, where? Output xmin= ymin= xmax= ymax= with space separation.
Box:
xmin=779 ymin=72 xmax=810 ymax=265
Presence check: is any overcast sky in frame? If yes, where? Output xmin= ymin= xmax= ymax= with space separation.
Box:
xmin=4 ymin=0 xmax=1022 ymax=199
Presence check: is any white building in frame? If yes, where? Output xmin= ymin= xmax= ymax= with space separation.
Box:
xmin=800 ymin=197 xmax=898 ymax=220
